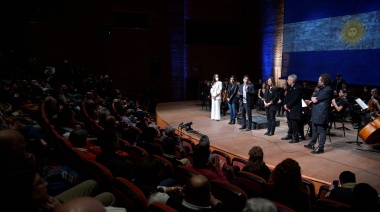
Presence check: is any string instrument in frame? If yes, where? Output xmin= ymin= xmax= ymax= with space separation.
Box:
xmin=359 ymin=116 xmax=380 ymax=144
xmin=366 ymin=97 xmax=380 ymax=121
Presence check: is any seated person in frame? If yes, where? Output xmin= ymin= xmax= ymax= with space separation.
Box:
xmin=180 ymin=175 xmax=227 ymax=212
xmin=242 ymin=146 xmax=271 ymax=182
xmin=351 ymin=183 xmax=380 ymax=212
xmin=186 ymin=142 xmax=227 ymax=182
xmin=162 ymin=137 xmax=190 ymax=167
xmin=1 ymin=167 xmax=116 ymax=211
xmin=161 ymin=125 xmax=188 ymax=153
xmin=69 ymin=128 xmax=101 ymax=160
xmin=325 ymin=171 xmax=356 ymax=205
xmin=243 ymin=197 xmax=277 ymax=212
xmin=351 ymin=88 xmax=380 ymax=128
xmin=134 ymin=156 xmax=183 ymax=209
xmin=267 ymin=158 xmax=310 ymax=212
xmin=137 ymin=126 xmax=163 ymax=156
xmin=330 ymin=89 xmax=350 ymax=122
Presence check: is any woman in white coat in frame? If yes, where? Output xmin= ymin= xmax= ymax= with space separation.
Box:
xmin=210 ymin=73 xmax=223 ymax=121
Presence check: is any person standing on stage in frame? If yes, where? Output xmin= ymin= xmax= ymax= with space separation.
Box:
xmin=263 ymin=77 xmax=279 ymax=136
xmin=227 ymin=75 xmax=239 ymax=125
xmin=282 ymin=74 xmax=303 ymax=143
xmin=210 ymin=73 xmax=223 ymax=121
xmin=238 ymin=75 xmax=256 ymax=131
xmin=304 ymin=73 xmax=333 ymax=154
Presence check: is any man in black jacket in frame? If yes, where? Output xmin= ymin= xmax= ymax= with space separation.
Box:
xmin=282 ymin=74 xmax=303 ymax=143
xmin=304 ymin=73 xmax=333 ymax=153
xmin=238 ymin=75 xmax=256 ymax=131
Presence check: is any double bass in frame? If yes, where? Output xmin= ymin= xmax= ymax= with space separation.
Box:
xmin=358 ymin=116 xmax=380 ymax=144
xmin=358 ymin=94 xmax=380 ymax=144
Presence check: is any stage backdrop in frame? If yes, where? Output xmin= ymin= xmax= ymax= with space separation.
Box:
xmin=282 ymin=0 xmax=380 ymax=87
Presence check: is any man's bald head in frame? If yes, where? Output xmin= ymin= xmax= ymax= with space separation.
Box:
xmin=55 ymin=197 xmax=106 ymax=212
xmin=0 ymin=129 xmax=26 ymax=162
xmin=184 ymin=175 xmax=211 ymax=204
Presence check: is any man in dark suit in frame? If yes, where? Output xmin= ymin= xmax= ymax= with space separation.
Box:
xmin=304 ymin=73 xmax=333 ymax=154
xmin=282 ymin=74 xmax=303 ymax=143
xmin=238 ymin=75 xmax=256 ymax=131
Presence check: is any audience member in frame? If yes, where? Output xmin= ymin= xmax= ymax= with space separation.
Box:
xmin=1 ymin=167 xmax=116 ymax=211
xmin=242 ymin=146 xmax=271 ymax=182
xmin=0 ymin=129 xmax=36 ymax=170
xmin=180 ymin=175 xmax=227 ymax=212
xmin=137 ymin=126 xmax=163 ymax=156
xmin=242 ymin=197 xmax=277 ymax=212
xmin=351 ymin=183 xmax=380 ymax=212
xmin=186 ymin=139 xmax=227 ymax=182
xmin=134 ymin=156 xmax=183 ymax=209
xmin=69 ymin=128 xmax=101 ymax=160
xmin=325 ymin=170 xmax=356 ymax=205
xmin=267 ymin=158 xmax=310 ymax=212
xmin=162 ymin=137 xmax=190 ymax=167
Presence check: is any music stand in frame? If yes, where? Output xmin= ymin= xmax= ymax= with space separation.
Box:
xmin=346 ymin=98 xmax=367 ymax=146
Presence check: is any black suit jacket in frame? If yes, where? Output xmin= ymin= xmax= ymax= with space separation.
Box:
xmin=311 ymin=85 xmax=333 ymax=125
xmin=284 ymin=84 xmax=303 ymax=120
xmin=227 ymin=83 xmax=239 ymax=104
xmin=264 ymin=87 xmax=279 ymax=111
xmin=238 ymin=83 xmax=256 ymax=108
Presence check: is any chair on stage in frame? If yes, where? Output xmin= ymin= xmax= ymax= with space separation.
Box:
xmin=329 ymin=107 xmax=350 ymax=137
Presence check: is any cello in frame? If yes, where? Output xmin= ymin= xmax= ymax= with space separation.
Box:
xmin=358 ymin=116 xmax=380 ymax=144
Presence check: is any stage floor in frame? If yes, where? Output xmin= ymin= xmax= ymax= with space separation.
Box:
xmin=156 ymin=101 xmax=380 ymax=193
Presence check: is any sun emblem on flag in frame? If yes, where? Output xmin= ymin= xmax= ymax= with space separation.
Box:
xmin=340 ymin=19 xmax=365 ymax=46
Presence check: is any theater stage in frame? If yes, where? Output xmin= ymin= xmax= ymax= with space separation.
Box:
xmin=156 ymin=101 xmax=380 ymax=193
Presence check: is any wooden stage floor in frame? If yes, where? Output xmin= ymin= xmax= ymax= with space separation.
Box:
xmin=156 ymin=101 xmax=380 ymax=193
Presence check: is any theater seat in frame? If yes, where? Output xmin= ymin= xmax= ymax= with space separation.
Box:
xmin=210 ymin=180 xmax=248 ymax=212
xmin=314 ymin=198 xmax=351 ymax=212
xmin=111 ymin=177 xmax=148 ymax=212
xmin=147 ymin=202 xmax=177 ymax=212
xmin=236 ymin=171 xmax=268 ymax=198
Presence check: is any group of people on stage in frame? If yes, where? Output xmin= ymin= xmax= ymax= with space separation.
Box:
xmin=207 ymin=72 xmax=380 ymax=154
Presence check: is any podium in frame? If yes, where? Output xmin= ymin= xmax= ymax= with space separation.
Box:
xmin=237 ymin=115 xmax=280 ymax=129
